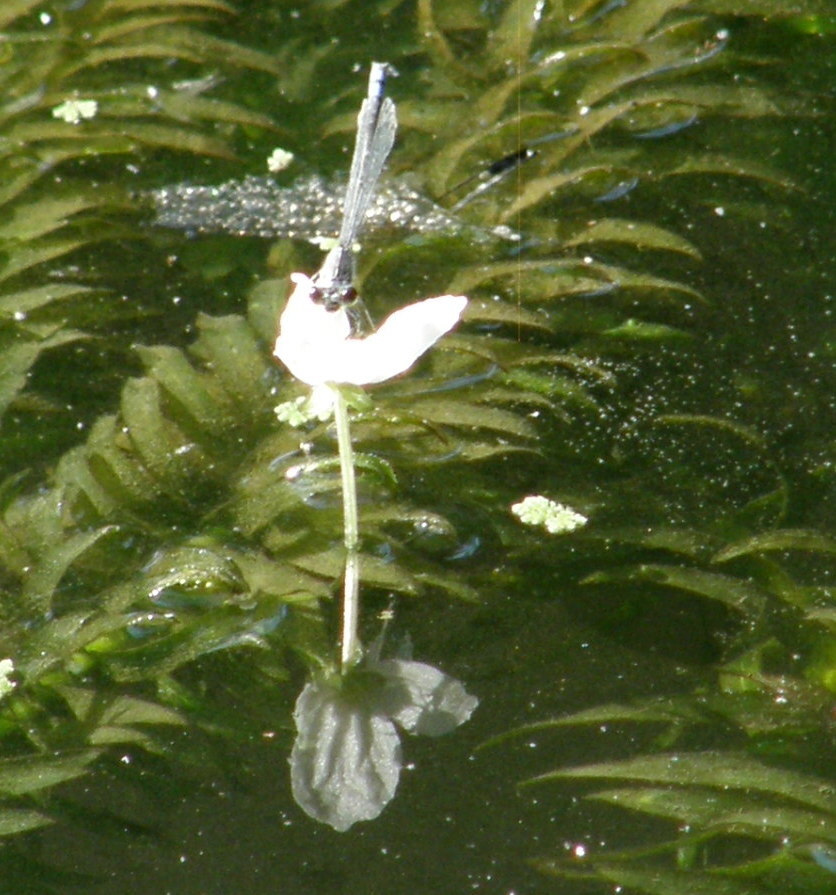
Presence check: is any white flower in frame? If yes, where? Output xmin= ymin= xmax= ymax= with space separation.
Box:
xmin=512 ymin=495 xmax=588 ymax=534
xmin=267 ymin=147 xmax=294 ymax=173
xmin=0 ymin=659 xmax=16 ymax=701
xmin=52 ymin=99 xmax=98 ymax=124
xmin=274 ymin=273 xmax=467 ymax=386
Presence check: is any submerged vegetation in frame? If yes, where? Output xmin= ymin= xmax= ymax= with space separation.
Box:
xmin=0 ymin=0 xmax=832 ymax=891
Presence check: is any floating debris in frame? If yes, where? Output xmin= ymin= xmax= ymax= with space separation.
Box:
xmin=266 ymin=147 xmax=294 ymax=173
xmin=52 ymin=98 xmax=98 ymax=124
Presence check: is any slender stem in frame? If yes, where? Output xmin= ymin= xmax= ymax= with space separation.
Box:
xmin=332 ymin=386 xmax=361 ymax=671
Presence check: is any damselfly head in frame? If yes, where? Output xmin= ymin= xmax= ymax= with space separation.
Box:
xmin=310 ymin=282 xmax=358 ymax=312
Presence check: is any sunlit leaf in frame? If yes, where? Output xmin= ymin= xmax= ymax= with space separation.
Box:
xmin=666 ymin=153 xmax=799 ymax=190
xmin=188 ymin=314 xmax=274 ymax=421
xmin=404 ymin=398 xmax=536 ymax=438
xmin=0 ymin=238 xmax=90 ymax=284
xmin=564 ymin=218 xmax=702 ymax=257
xmin=120 ymin=377 xmax=211 ymax=493
xmin=486 ymin=0 xmax=545 ymax=67
xmin=465 ymin=298 xmax=554 ymax=332
xmin=597 ymin=0 xmax=695 ymax=42
xmin=0 ymin=192 xmax=124 ymax=242
xmin=136 ymin=345 xmax=236 ymax=436
xmin=480 ymin=697 xmax=702 ymax=749
xmin=108 ymin=0 xmax=235 ymax=12
xmin=415 ymin=0 xmax=460 ymax=71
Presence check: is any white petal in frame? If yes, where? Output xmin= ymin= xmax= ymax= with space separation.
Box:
xmin=274 ymin=273 xmax=467 ymax=386
xmin=331 ymin=294 xmax=467 ymax=385
xmin=273 ymin=274 xmax=352 ymax=385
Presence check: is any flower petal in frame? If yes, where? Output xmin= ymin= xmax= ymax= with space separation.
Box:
xmin=274 ymin=273 xmax=467 ymax=386
xmin=375 ymin=659 xmax=479 ymax=737
xmin=290 ymin=678 xmax=402 ymax=831
xmin=342 ymin=294 xmax=467 ymax=385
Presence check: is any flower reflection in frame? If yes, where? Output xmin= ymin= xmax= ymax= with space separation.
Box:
xmin=290 ymin=659 xmax=478 ymax=831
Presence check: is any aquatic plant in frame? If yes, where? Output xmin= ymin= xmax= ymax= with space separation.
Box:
xmin=0 ymin=0 xmax=830 ymax=888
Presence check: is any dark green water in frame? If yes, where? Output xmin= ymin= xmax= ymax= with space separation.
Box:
xmin=1 ymin=2 xmax=833 ymax=893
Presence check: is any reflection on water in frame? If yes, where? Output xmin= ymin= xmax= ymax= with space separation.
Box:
xmin=290 ymin=659 xmax=478 ymax=831
xmin=149 ymin=174 xmax=518 ymax=243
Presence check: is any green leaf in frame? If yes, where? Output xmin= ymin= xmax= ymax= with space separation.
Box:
xmin=58 ymin=687 xmax=186 ymax=730
xmin=0 ymin=238 xmax=90 ymax=284
xmin=0 ymin=808 xmax=54 ymax=836
xmin=466 ymin=298 xmax=554 ymax=332
xmin=0 ymin=283 xmax=97 ymax=319
xmin=564 ymin=218 xmax=702 ymax=257
xmin=0 ymin=750 xmax=101 ymax=797
xmin=582 ymin=564 xmax=767 ymax=616
xmin=589 ymin=865 xmax=757 ymax=895
xmin=530 ymin=751 xmax=836 ymax=814
xmin=666 ymin=154 xmax=798 ymax=190
xmin=136 ymin=344 xmax=235 ymax=436
xmin=404 ymin=399 xmax=536 ymax=439
xmin=601 ymin=318 xmax=693 ymax=343
xmin=590 ymin=787 xmax=836 ymax=844
xmin=22 ymin=525 xmax=119 ymax=614
xmin=188 ymin=314 xmax=274 ymax=422
xmin=597 ymin=0 xmax=695 ymax=42
xmin=83 ymin=414 xmax=163 ymax=510
xmin=0 ymin=329 xmax=87 ymax=418
xmin=0 ymin=0 xmax=44 ymax=29
xmin=651 ymin=414 xmax=770 ymax=452
xmin=0 ymin=191 xmax=123 ymax=242
xmin=99 ymin=694 xmax=186 ymax=728
xmin=120 ymin=377 xmax=209 ymax=493
xmin=108 ymin=0 xmax=236 ymax=12
xmin=486 ymin=0 xmax=545 ymax=68
xmin=154 ymin=90 xmax=280 ymax=131
xmin=479 ymin=697 xmax=702 ymax=750
xmin=714 ymin=530 xmax=836 ymax=562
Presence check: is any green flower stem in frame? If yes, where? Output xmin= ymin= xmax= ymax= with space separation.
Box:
xmin=332 ymin=387 xmax=361 ymax=671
